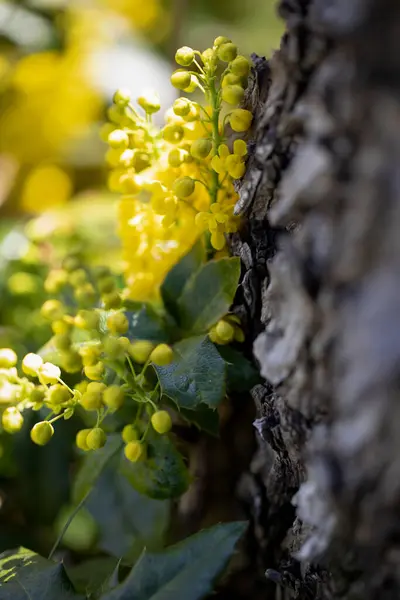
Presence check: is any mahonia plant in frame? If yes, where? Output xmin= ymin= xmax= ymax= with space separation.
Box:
xmin=0 ymin=38 xmax=258 ymax=502
xmin=102 ymin=36 xmax=253 ymax=301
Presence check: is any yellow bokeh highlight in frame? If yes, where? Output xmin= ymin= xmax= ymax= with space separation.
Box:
xmin=21 ymin=165 xmax=73 ymax=214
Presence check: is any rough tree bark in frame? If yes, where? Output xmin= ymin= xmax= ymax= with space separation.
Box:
xmin=223 ymin=0 xmax=400 ymax=597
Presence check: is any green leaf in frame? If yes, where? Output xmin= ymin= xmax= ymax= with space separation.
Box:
xmin=126 ymin=304 xmax=169 ymax=343
xmin=155 ymin=336 xmax=226 ymax=409
xmin=178 ymin=257 xmax=241 ymax=334
xmin=86 ymin=460 xmax=170 ymax=561
xmin=217 ymin=346 xmax=261 ymax=393
xmin=121 ymin=430 xmax=190 ymax=500
xmin=66 ymin=557 xmax=118 ymax=596
xmin=72 ymin=434 xmax=122 ymax=504
xmin=178 ymin=405 xmax=220 ymax=437
xmin=101 ymin=522 xmax=247 ymax=600
xmin=0 ymin=547 xmax=83 ymax=599
xmin=161 ymin=241 xmax=205 ymax=322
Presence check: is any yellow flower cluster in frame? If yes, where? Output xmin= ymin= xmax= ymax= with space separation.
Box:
xmin=105 ymin=37 xmax=253 ymax=300
xmin=0 ymin=257 xmax=175 ymax=456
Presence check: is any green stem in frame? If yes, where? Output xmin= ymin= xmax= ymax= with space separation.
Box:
xmin=48 ymin=412 xmax=66 ymax=425
xmin=48 ymin=489 xmax=91 ymax=561
xmin=209 ymin=77 xmax=221 ymax=205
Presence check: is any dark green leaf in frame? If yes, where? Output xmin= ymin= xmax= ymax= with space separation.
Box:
xmin=178 ymin=257 xmax=241 ymax=334
xmin=72 ymin=435 xmax=122 ymax=504
xmin=161 ymin=241 xmax=205 ymax=322
xmin=66 ymin=557 xmax=118 ymax=596
xmin=155 ymin=336 xmax=226 ymax=409
xmin=178 ymin=405 xmax=220 ymax=437
xmin=126 ymin=305 xmax=169 ymax=343
xmin=86 ymin=460 xmax=170 ymax=561
xmin=101 ymin=522 xmax=247 ymax=600
xmin=121 ymin=430 xmax=190 ymax=500
xmin=0 ymin=547 xmax=83 ymax=599
xmin=217 ymin=346 xmax=261 ymax=393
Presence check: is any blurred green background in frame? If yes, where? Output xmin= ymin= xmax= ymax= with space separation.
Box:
xmin=0 ymin=0 xmax=283 ymax=588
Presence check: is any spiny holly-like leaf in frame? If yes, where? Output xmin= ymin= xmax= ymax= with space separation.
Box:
xmin=121 ymin=430 xmax=190 ymax=500
xmin=161 ymin=240 xmax=205 ymax=322
xmin=178 ymin=257 xmax=241 ymax=334
xmin=155 ymin=336 xmax=226 ymax=409
xmin=217 ymin=346 xmax=261 ymax=393
xmin=72 ymin=434 xmax=122 ymax=504
xmin=0 ymin=547 xmax=83 ymax=599
xmin=101 ymin=521 xmax=247 ymax=600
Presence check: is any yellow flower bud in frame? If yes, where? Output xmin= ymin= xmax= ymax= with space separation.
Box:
xmin=84 ymin=362 xmax=105 ymax=381
xmin=113 ymin=88 xmax=131 ymax=106
xmin=103 ymin=385 xmax=125 ymax=411
xmin=61 ymin=351 xmax=82 ymax=374
xmin=2 ymin=407 xmax=24 ymax=434
xmin=86 ymin=428 xmax=107 ymax=450
xmin=229 ymin=108 xmax=253 ymax=132
xmin=40 ymin=299 xmax=65 ymax=322
xmin=201 ymin=48 xmax=214 ymax=63
xmin=221 ymin=84 xmax=245 ymax=105
xmin=124 ymin=441 xmax=146 ymax=462
xmin=38 ymin=362 xmax=61 ymax=385
xmin=175 ymin=46 xmax=195 ymax=66
xmin=22 ymin=353 xmax=43 ymax=377
xmin=0 ymin=349 xmax=17 ymax=369
xmin=44 ymin=270 xmax=68 ymax=294
xmin=215 ymin=320 xmax=235 ymax=343
xmin=79 ymin=344 xmax=102 ymax=367
xmin=150 ymin=343 xmax=174 ymax=366
xmin=210 ymin=231 xmax=226 ymax=251
xmin=108 ymin=129 xmax=129 ymax=149
xmin=183 ymin=75 xmax=198 ymax=93
xmin=170 ymin=70 xmax=192 ymax=90
xmin=234 ymin=326 xmax=245 ymax=343
xmin=122 ymin=424 xmax=139 ymax=443
xmin=129 ymin=340 xmax=155 ymax=364
xmin=102 ymin=291 xmax=122 ymax=310
xmin=214 ymin=36 xmax=231 ymax=47
xmin=222 ymin=73 xmax=241 ymax=87
xmin=151 ymin=410 xmax=172 ymax=434
xmin=52 ymin=319 xmax=72 ymax=335
xmin=168 ymin=149 xmax=184 ymax=168
xmin=173 ymin=176 xmax=195 ymax=198
xmin=97 ymin=276 xmax=115 ymax=294
xmin=30 ymin=421 xmax=54 ymax=445
xmin=107 ymin=312 xmax=129 ymax=335
xmin=76 ymin=428 xmax=91 ymax=451
xmin=47 ymin=384 xmax=70 ymax=405
xmin=137 ymin=92 xmax=161 ymax=114
xmin=74 ymin=284 xmax=96 ymax=307
xmin=119 ymin=173 xmax=140 ymax=195
xmin=190 ymin=138 xmax=212 ymax=159
xmin=230 ymin=55 xmax=251 ymax=76
xmin=75 ymin=310 xmax=100 ymax=331
xmin=80 ymin=390 xmax=103 ymax=411
xmin=163 ymin=124 xmax=184 ymax=144
xmin=218 ymin=42 xmax=237 ymax=62
xmin=173 ymin=97 xmax=191 ymax=116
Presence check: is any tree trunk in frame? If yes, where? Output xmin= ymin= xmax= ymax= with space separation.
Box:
xmin=228 ymin=0 xmax=400 ymax=597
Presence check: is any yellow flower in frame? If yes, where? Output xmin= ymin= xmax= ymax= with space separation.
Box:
xmin=210 ymin=140 xmax=247 ymax=179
